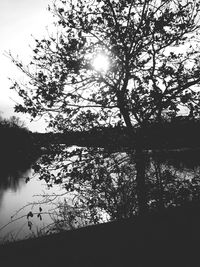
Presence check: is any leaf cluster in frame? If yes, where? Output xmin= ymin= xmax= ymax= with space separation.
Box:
xmin=9 ymin=0 xmax=200 ymax=130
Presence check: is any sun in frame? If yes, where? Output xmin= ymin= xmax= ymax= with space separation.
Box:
xmin=92 ymin=54 xmax=110 ymax=73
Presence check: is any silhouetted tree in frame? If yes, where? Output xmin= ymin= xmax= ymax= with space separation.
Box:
xmin=0 ymin=115 xmax=27 ymax=131
xmin=0 ymin=115 xmax=37 ymax=159
xmin=9 ymin=0 xmax=200 ymax=215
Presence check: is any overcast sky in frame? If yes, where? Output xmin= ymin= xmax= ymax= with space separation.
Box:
xmin=0 ymin=0 xmax=52 ymax=131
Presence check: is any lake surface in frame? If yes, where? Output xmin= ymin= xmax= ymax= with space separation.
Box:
xmin=0 ymin=154 xmax=66 ymax=242
xmin=1 ymin=147 xmax=200 ymax=242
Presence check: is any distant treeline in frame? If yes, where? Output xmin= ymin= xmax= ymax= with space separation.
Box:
xmin=138 ymin=116 xmax=200 ymax=149
xmin=0 ymin=116 xmax=38 ymax=158
xmin=32 ymin=116 xmax=200 ymax=151
xmin=1 ymin=115 xmax=200 ymax=153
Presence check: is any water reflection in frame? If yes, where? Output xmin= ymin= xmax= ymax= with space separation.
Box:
xmin=152 ymin=148 xmax=200 ymax=170
xmin=1 ymin=145 xmax=200 ymax=240
xmin=32 ymin=145 xmax=200 ymax=231
xmin=0 ymin=152 xmax=39 ymax=192
xmin=0 ymin=152 xmax=41 ymax=236
xmin=0 ymin=152 xmax=56 ymax=242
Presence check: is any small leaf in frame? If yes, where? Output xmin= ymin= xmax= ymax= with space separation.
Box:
xmin=27 ymin=211 xmax=33 ymax=219
xmin=25 ymin=177 xmax=30 ymax=183
xmin=28 ymin=221 xmax=32 ymax=230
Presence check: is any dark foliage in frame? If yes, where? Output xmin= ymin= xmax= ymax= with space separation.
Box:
xmin=0 ymin=116 xmax=40 ymax=190
xmin=0 ymin=115 xmax=37 ymax=155
xmin=7 ymin=0 xmax=200 ymax=221
xmin=9 ymin=0 xmax=200 ymax=129
xmin=1 ymin=201 xmax=200 ymax=267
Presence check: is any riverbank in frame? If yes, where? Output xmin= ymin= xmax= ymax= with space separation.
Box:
xmin=1 ymin=201 xmax=200 ymax=267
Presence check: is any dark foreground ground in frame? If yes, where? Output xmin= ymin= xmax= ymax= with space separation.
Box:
xmin=1 ymin=202 xmax=200 ymax=267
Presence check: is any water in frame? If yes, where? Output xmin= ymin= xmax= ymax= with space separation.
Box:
xmin=1 ymin=146 xmax=200 ymax=242
xmin=0 ymin=170 xmax=42 ymax=239
xmin=0 ymin=153 xmax=66 ymax=242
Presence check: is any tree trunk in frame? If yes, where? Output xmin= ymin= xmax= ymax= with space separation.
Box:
xmin=135 ymin=149 xmax=148 ymax=215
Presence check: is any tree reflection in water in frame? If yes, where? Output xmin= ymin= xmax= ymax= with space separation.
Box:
xmin=0 ymin=151 xmax=41 ymax=242
xmin=0 ymin=152 xmax=39 ymax=192
xmin=1 ymin=145 xmax=200 ymax=240
xmin=29 ymin=145 xmax=200 ymax=234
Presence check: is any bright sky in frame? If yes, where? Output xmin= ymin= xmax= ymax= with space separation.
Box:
xmin=0 ymin=0 xmax=52 ymax=132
